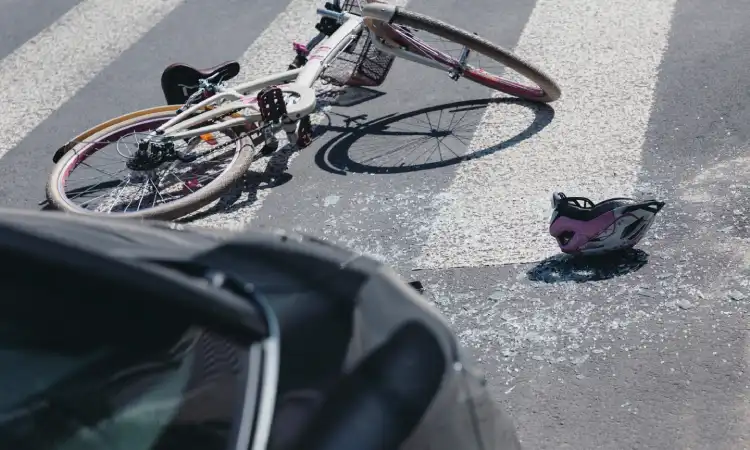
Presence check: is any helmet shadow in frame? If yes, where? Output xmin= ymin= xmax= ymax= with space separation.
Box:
xmin=526 ymin=248 xmax=650 ymax=284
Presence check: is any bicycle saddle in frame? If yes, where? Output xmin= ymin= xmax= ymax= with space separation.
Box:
xmin=160 ymin=61 xmax=241 ymax=105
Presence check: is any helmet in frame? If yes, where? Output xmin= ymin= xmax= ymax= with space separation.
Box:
xmin=548 ymin=192 xmax=665 ymax=255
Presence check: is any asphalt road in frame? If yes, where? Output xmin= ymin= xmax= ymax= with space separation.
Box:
xmin=1 ymin=0 xmax=749 ymax=449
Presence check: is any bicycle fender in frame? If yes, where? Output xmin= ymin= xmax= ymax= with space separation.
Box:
xmin=52 ymin=142 xmax=75 ymax=164
xmin=52 ymin=105 xmax=181 ymax=163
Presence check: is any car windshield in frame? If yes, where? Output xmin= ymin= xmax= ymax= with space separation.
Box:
xmin=0 ymin=287 xmax=251 ymax=450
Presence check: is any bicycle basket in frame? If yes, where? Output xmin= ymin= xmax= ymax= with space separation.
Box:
xmin=321 ymin=28 xmax=396 ymax=87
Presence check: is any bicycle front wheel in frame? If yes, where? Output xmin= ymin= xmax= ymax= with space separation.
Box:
xmin=363 ymin=4 xmax=561 ymax=103
xmin=46 ymin=106 xmax=257 ymax=221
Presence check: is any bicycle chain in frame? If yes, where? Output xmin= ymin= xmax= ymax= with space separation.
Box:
xmin=186 ymin=134 xmax=241 ymax=160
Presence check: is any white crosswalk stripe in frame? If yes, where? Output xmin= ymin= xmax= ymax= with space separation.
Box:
xmin=194 ymin=0 xmax=334 ymax=230
xmin=414 ymin=0 xmax=678 ymax=269
xmin=0 ymin=0 xmax=184 ymax=161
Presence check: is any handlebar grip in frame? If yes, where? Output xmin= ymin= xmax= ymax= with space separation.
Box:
xmin=316 ymin=8 xmax=344 ymax=21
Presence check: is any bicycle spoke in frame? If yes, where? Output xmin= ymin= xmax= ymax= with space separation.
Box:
xmin=59 ymin=117 xmax=249 ymax=214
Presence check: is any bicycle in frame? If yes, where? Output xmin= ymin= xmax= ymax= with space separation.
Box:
xmin=45 ymin=0 xmax=562 ymax=221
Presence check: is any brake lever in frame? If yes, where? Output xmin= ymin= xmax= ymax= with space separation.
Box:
xmin=177 ymin=88 xmax=206 ymax=114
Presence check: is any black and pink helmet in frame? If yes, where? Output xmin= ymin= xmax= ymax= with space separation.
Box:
xmin=548 ymin=192 xmax=665 ymax=255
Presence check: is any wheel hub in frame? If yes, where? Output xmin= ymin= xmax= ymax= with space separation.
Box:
xmin=429 ymin=129 xmax=451 ymax=138
xmin=126 ymin=140 xmax=176 ymax=171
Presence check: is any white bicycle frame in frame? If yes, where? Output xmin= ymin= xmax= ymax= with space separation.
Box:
xmin=153 ymin=1 xmax=458 ymax=143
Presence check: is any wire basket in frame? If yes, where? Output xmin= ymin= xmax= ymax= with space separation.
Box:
xmin=319 ymin=1 xmax=395 ymax=87
xmin=321 ymin=28 xmax=396 ymax=87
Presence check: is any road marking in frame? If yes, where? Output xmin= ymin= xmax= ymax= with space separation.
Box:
xmin=196 ymin=0 xmax=409 ymax=230
xmin=414 ymin=0 xmax=678 ymax=269
xmin=195 ymin=0 xmax=324 ymax=230
xmin=0 ymin=0 xmax=184 ymax=161
xmin=236 ymin=0 xmax=323 ymax=81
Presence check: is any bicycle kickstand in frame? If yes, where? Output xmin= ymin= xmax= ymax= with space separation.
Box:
xmin=296 ymin=116 xmax=313 ymax=148
xmin=280 ymin=116 xmax=313 ymax=150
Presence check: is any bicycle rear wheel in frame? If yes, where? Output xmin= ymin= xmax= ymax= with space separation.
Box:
xmin=46 ymin=107 xmax=257 ymax=221
xmin=363 ymin=4 xmax=561 ymax=103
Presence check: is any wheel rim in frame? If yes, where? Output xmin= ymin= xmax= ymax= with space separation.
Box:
xmin=56 ymin=115 xmax=245 ymax=216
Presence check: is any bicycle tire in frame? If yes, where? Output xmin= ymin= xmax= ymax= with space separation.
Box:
xmin=365 ymin=4 xmax=561 ymax=103
xmin=46 ymin=107 xmax=256 ymax=221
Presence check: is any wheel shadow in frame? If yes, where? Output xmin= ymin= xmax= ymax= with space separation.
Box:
xmin=526 ymin=248 xmax=650 ymax=284
xmin=313 ymin=97 xmax=555 ymax=175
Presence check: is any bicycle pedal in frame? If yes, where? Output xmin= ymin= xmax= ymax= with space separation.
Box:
xmin=315 ymin=17 xmax=340 ymax=36
xmin=257 ymin=86 xmax=287 ymax=122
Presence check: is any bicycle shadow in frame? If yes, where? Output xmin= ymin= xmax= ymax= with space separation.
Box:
xmin=316 ymin=85 xmax=387 ymax=108
xmin=313 ymin=97 xmax=555 ymax=175
xmin=177 ymin=86 xmax=389 ymax=221
xmin=177 ymin=147 xmax=295 ymax=223
xmin=526 ymin=248 xmax=650 ymax=284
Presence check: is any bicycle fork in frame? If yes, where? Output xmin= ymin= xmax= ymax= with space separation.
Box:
xmin=448 ymin=45 xmax=471 ymax=81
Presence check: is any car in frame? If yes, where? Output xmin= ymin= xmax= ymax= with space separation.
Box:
xmin=0 ymin=207 xmax=522 ymax=450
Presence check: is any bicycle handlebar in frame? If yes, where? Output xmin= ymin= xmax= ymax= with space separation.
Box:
xmin=316 ymin=8 xmax=345 ymax=22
